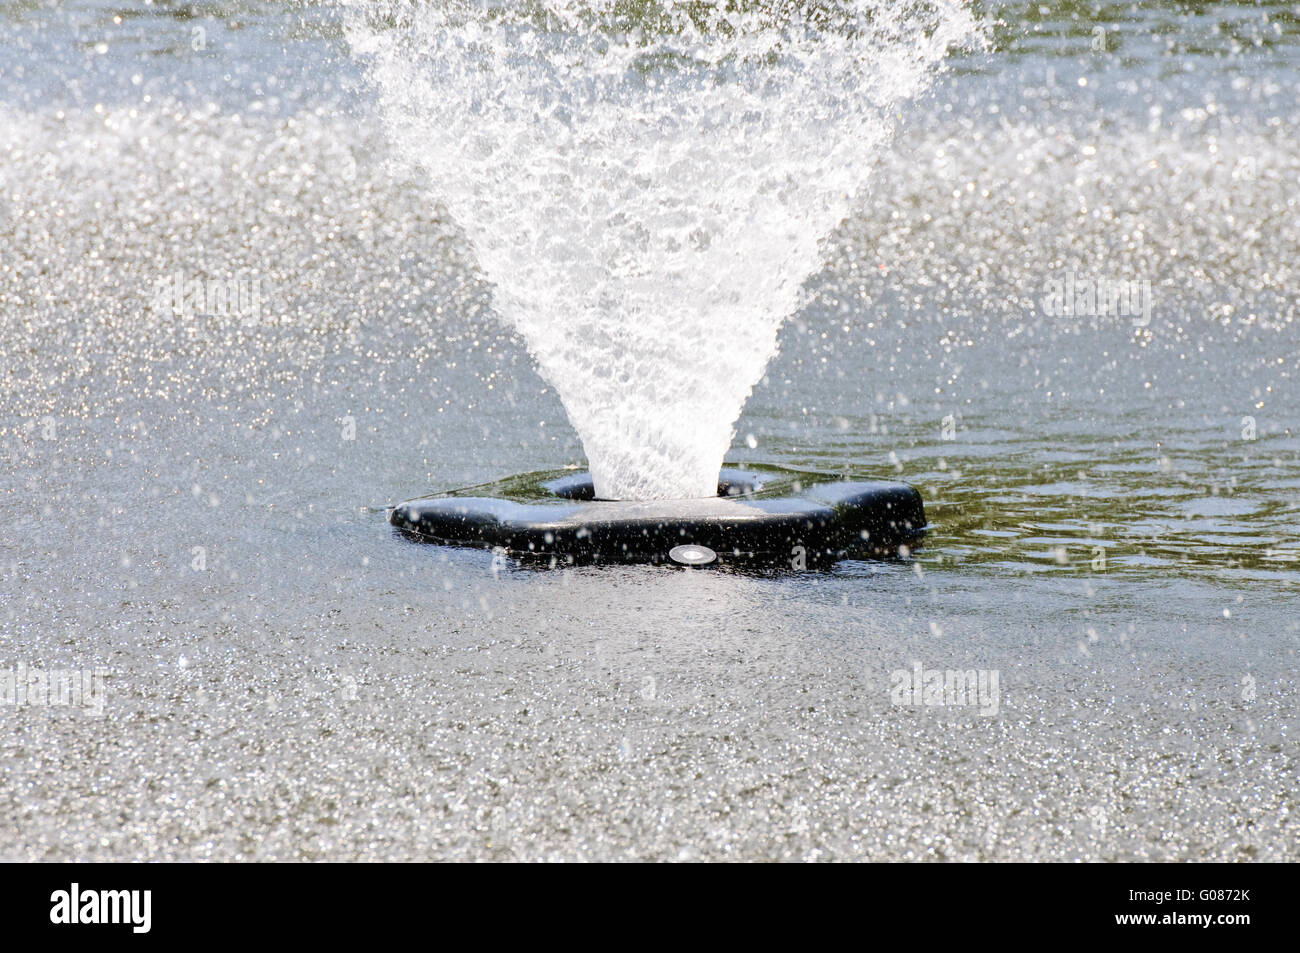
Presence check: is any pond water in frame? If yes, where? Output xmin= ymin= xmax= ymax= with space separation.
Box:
xmin=0 ymin=1 xmax=1295 ymax=860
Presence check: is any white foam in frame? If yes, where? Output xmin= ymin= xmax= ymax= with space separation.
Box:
xmin=345 ymin=1 xmax=980 ymax=498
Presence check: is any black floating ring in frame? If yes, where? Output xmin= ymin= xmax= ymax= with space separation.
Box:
xmin=390 ymin=468 xmax=926 ymax=568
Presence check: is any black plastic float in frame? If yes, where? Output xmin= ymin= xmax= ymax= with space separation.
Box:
xmin=390 ymin=468 xmax=926 ymax=568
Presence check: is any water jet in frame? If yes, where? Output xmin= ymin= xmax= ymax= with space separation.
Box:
xmin=351 ymin=1 xmax=970 ymax=555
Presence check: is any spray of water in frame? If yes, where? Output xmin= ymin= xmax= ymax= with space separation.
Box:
xmin=344 ymin=0 xmax=980 ymax=499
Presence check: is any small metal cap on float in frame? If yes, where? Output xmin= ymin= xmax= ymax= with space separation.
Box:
xmin=668 ymin=544 xmax=718 ymax=567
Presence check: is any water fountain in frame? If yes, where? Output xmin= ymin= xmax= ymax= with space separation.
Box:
xmin=345 ymin=0 xmax=979 ymax=565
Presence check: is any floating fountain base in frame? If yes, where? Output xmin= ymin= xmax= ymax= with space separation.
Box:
xmin=390 ymin=468 xmax=925 ymax=568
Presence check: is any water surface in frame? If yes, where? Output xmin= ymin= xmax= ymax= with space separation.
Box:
xmin=0 ymin=1 xmax=1295 ymax=860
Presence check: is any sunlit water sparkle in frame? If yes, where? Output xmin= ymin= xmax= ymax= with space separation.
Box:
xmin=0 ymin=1 xmax=1296 ymax=861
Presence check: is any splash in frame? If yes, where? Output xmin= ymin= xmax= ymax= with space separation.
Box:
xmin=345 ymin=0 xmax=980 ymax=498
